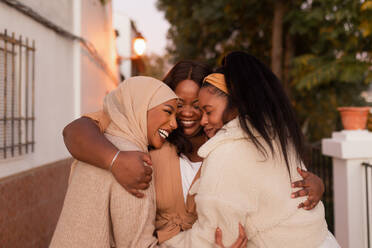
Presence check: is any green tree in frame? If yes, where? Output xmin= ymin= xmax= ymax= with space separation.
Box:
xmin=157 ymin=0 xmax=372 ymax=141
xmin=157 ymin=0 xmax=273 ymax=65
xmin=139 ymin=53 xmax=170 ymax=80
xmin=289 ymin=0 xmax=372 ymax=140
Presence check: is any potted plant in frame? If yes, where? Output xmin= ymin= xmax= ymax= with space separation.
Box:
xmin=368 ymin=111 xmax=372 ymax=132
xmin=338 ymin=106 xmax=371 ymax=130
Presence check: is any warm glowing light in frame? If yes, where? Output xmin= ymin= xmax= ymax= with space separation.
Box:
xmin=133 ymin=37 xmax=146 ymax=56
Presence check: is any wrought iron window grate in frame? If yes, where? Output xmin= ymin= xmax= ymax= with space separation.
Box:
xmin=0 ymin=29 xmax=35 ymax=159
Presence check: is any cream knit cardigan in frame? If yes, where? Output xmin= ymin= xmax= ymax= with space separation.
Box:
xmin=164 ymin=118 xmax=328 ymax=248
xmin=50 ymin=134 xmax=158 ymax=248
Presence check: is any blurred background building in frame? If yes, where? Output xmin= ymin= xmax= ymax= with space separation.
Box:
xmin=114 ymin=12 xmax=146 ymax=80
xmin=0 ymin=0 xmax=145 ymax=246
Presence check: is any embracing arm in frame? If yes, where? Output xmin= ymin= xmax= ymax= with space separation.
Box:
xmin=63 ymin=112 xmax=153 ymax=197
xmin=63 ymin=116 xmax=117 ymax=170
xmin=291 ymin=168 xmax=325 ymax=210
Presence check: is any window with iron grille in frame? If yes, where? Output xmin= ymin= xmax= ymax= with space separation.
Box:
xmin=0 ymin=29 xmax=35 ymax=159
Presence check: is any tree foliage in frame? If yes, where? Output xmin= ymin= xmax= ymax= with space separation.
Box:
xmin=157 ymin=0 xmax=372 ymax=141
xmin=288 ymin=0 xmax=372 ymax=140
xmin=157 ymin=0 xmax=273 ymax=65
xmin=139 ymin=53 xmax=170 ymax=80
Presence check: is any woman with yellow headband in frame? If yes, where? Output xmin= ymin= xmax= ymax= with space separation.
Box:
xmin=162 ymin=52 xmax=339 ymax=247
xmin=60 ymin=60 xmax=326 ymax=247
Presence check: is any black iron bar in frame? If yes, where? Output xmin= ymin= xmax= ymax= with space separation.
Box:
xmin=363 ymin=162 xmax=372 ymax=248
xmin=0 ymin=117 xmax=34 ymax=121
xmin=25 ymin=38 xmax=29 ymax=153
xmin=31 ymin=40 xmax=35 ymax=152
xmin=3 ymin=29 xmax=8 ymax=159
xmin=18 ymin=35 xmax=22 ymax=155
xmin=0 ymin=141 xmax=35 ymax=150
xmin=0 ymin=34 xmax=35 ymax=50
xmin=0 ymin=47 xmax=16 ymax=53
xmin=11 ymin=32 xmax=15 ymax=156
xmin=366 ymin=165 xmax=370 ymax=248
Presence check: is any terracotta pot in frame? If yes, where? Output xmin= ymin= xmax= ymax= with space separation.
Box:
xmin=337 ymin=107 xmax=371 ymax=130
xmin=368 ymin=112 xmax=372 ymax=132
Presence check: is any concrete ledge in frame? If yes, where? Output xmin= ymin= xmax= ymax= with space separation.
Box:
xmin=322 ymin=130 xmax=372 ymax=159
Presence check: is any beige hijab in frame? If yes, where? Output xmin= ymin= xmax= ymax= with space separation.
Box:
xmin=103 ymin=76 xmax=178 ymax=152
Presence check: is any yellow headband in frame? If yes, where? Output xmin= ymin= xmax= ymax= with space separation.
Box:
xmin=203 ymin=73 xmax=229 ymax=94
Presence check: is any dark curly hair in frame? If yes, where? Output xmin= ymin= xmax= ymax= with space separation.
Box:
xmin=162 ymin=60 xmax=212 ymax=154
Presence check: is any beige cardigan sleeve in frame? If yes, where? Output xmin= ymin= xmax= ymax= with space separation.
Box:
xmin=83 ymin=110 xmax=110 ymax=132
xmin=164 ymin=141 xmax=259 ymax=247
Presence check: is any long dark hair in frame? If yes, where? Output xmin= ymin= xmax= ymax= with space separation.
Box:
xmin=162 ymin=60 xmax=212 ymax=154
xmin=215 ymin=51 xmax=306 ymax=174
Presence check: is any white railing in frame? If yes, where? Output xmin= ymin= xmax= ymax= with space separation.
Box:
xmin=322 ymin=130 xmax=372 ymax=248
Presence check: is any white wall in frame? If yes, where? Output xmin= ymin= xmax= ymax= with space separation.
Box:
xmin=81 ymin=0 xmax=118 ymax=114
xmin=0 ymin=0 xmax=119 ymax=178
xmin=0 ymin=2 xmax=75 ymax=177
xmin=18 ymin=0 xmax=74 ymax=33
xmin=113 ymin=12 xmax=132 ymax=80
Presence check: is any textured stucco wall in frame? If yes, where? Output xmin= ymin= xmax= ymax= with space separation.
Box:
xmin=0 ymin=2 xmax=75 ymax=178
xmin=0 ymin=0 xmax=118 ymax=178
xmin=81 ymin=0 xmax=118 ymax=114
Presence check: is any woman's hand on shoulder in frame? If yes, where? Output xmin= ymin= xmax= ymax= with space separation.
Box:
xmin=214 ymin=223 xmax=247 ymax=248
xmin=291 ymin=167 xmax=325 ymax=210
xmin=111 ymin=151 xmax=153 ymax=198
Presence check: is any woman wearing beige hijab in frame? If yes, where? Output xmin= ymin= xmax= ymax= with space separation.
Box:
xmin=50 ymin=76 xmax=178 ymax=248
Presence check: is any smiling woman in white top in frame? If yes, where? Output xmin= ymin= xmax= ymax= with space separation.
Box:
xmin=61 ymin=60 xmax=327 ymax=247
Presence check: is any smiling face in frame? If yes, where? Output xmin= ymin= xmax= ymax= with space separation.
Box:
xmin=199 ymin=87 xmax=236 ymax=138
xmin=175 ymin=79 xmax=203 ymax=137
xmin=147 ymin=99 xmax=178 ymax=149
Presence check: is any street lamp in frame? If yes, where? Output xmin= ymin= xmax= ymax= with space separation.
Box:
xmin=116 ymin=34 xmax=146 ymax=64
xmin=133 ymin=36 xmax=146 ymax=56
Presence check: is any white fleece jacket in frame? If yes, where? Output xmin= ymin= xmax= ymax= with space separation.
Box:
xmin=164 ymin=118 xmax=328 ymax=248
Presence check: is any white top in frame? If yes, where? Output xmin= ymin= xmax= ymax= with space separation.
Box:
xmin=179 ymin=154 xmax=202 ymax=203
xmin=165 ymin=117 xmax=331 ymax=248
xmin=319 ymin=232 xmax=340 ymax=248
